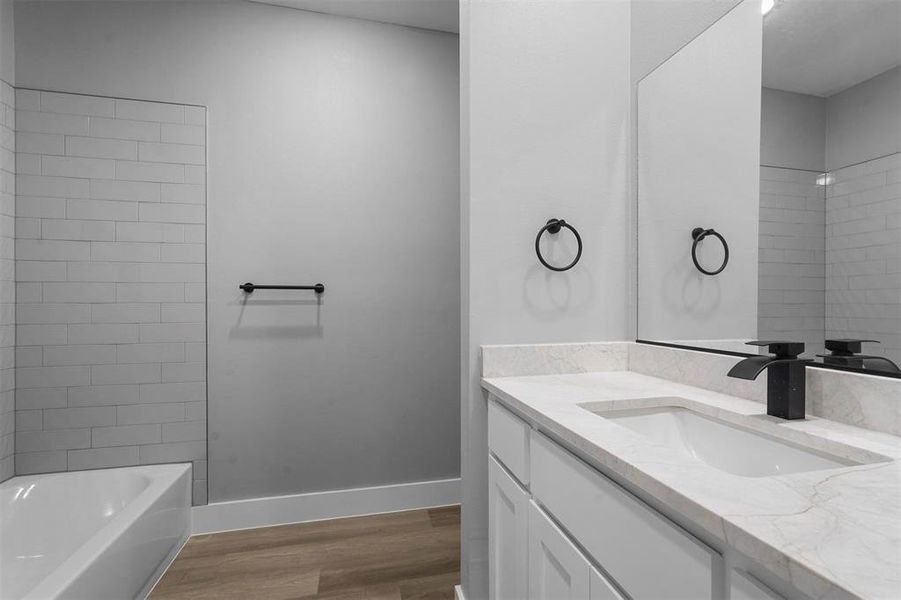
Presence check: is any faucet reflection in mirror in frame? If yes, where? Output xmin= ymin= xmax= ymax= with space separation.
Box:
xmin=818 ymin=339 xmax=901 ymax=374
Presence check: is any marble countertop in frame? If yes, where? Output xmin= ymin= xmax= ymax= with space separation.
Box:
xmin=482 ymin=371 xmax=901 ymax=600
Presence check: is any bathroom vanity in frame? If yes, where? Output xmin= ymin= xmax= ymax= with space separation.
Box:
xmin=482 ymin=343 xmax=901 ymax=600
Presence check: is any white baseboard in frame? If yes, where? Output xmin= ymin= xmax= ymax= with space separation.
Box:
xmin=455 ymin=584 xmax=466 ymax=600
xmin=192 ymin=477 xmax=460 ymax=534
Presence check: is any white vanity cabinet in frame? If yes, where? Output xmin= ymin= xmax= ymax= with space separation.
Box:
xmin=530 ymin=431 xmax=721 ymax=599
xmin=488 ymin=455 xmax=529 ymax=600
xmin=487 ymin=399 xmax=727 ymax=600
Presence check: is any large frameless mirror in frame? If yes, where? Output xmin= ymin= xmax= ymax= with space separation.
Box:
xmin=636 ymin=0 xmax=901 ymax=376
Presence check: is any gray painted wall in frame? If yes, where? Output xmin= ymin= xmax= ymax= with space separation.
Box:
xmin=762 ymin=66 xmax=901 ymax=173
xmin=15 ymin=0 xmax=460 ymax=502
xmin=0 ymin=0 xmax=13 ymax=84
xmin=760 ymin=88 xmax=826 ymax=172
xmin=826 ymin=66 xmax=901 ymax=171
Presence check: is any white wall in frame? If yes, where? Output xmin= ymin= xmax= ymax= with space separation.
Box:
xmin=760 ymin=87 xmax=826 ymax=172
xmin=14 ymin=1 xmax=461 ymax=502
xmin=637 ymin=0 xmax=761 ymax=344
xmin=460 ymin=0 xmax=631 ymax=596
xmin=826 ymin=66 xmax=901 ymax=172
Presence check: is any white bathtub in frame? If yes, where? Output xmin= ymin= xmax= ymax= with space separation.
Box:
xmin=0 ymin=464 xmax=191 ymax=600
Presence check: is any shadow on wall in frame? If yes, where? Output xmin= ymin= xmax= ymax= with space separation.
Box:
xmin=522 ymin=230 xmax=596 ymax=321
xmin=660 ymin=259 xmax=724 ymax=320
xmin=230 ymin=292 xmax=323 ymax=339
xmin=521 ymin=264 xmax=597 ymax=322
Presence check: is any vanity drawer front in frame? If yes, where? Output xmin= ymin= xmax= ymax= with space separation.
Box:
xmin=530 ymin=431 xmax=721 ymax=600
xmin=488 ymin=399 xmax=530 ymax=485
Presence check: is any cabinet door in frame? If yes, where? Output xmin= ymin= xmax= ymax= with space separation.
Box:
xmin=589 ymin=567 xmax=625 ymax=600
xmin=489 ymin=456 xmax=529 ymax=600
xmin=528 ymin=501 xmax=590 ymax=600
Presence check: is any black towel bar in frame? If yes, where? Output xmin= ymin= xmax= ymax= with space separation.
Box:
xmin=240 ymin=283 xmax=325 ymax=294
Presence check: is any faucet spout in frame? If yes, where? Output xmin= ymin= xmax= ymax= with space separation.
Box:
xmin=727 ymin=355 xmax=779 ymax=380
xmin=727 ymin=341 xmax=812 ymax=420
xmin=727 ymin=356 xmax=813 ymax=380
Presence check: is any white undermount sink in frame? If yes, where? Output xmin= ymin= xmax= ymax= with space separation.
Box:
xmin=599 ymin=405 xmax=859 ymax=477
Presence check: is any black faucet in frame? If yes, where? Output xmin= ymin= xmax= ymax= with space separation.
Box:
xmin=817 ymin=339 xmax=901 ymax=374
xmin=727 ymin=341 xmax=813 ymax=420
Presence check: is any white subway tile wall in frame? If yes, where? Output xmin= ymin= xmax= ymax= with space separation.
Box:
xmin=757 ymin=167 xmax=826 ymax=357
xmin=0 ymin=81 xmax=15 ymax=482
xmin=13 ymin=91 xmax=207 ymax=503
xmin=826 ymin=153 xmax=901 ymax=366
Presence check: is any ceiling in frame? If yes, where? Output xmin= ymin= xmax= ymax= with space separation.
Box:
xmin=249 ymin=0 xmax=459 ymax=33
xmin=14 ymin=0 xmax=459 ymax=33
xmin=763 ymin=0 xmax=901 ymax=97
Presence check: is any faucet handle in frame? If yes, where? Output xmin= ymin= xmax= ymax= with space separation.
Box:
xmin=824 ymin=338 xmax=880 ymax=356
xmin=745 ymin=340 xmax=806 ymax=359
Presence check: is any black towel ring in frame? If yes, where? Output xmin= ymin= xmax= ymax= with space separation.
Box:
xmin=535 ymin=218 xmax=583 ymax=272
xmin=691 ymin=227 xmax=729 ymax=276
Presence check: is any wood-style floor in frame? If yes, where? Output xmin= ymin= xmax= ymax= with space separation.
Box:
xmin=150 ymin=506 xmax=460 ymax=600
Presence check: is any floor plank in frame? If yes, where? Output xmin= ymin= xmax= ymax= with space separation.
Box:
xmin=150 ymin=506 xmax=460 ymax=600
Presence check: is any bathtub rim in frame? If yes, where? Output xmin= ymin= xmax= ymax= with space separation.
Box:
xmin=15 ymin=462 xmax=191 ymax=600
